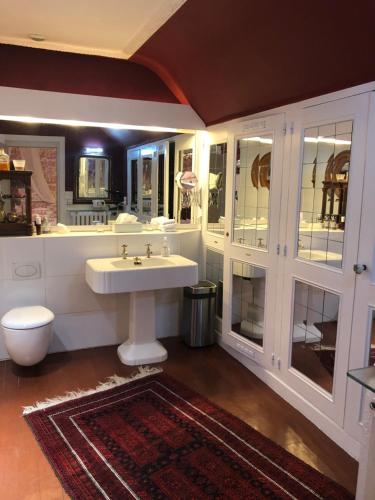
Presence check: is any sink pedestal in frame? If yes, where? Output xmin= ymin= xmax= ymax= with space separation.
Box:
xmin=117 ymin=290 xmax=167 ymax=366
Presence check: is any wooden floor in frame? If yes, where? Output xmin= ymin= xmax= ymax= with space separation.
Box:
xmin=0 ymin=338 xmax=357 ymax=499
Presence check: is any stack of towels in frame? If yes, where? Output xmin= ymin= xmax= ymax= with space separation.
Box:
xmin=115 ymin=213 xmax=138 ymax=224
xmin=151 ymin=216 xmax=177 ymax=232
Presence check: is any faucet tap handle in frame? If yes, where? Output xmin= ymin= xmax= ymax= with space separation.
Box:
xmin=121 ymin=244 xmax=128 ymax=259
xmin=145 ymin=243 xmax=152 ymax=258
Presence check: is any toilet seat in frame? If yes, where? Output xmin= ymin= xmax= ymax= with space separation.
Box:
xmin=1 ymin=306 xmax=55 ymax=330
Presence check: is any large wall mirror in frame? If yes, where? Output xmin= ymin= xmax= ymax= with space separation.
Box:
xmin=0 ymin=119 xmax=196 ymax=227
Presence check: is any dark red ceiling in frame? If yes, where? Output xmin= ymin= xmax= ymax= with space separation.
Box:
xmin=1 ymin=1 xmax=375 ymax=126
xmin=0 ymin=44 xmax=178 ymax=103
xmin=131 ymin=0 xmax=375 ymax=125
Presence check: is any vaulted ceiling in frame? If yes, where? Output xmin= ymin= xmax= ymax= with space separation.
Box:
xmin=0 ymin=0 xmax=375 ymax=126
xmin=131 ymin=0 xmax=375 ymax=124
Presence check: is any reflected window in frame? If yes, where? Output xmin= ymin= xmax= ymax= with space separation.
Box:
xmin=231 ymin=260 xmax=266 ymax=347
xmin=298 ymin=121 xmax=352 ymax=268
xmin=233 ymin=135 xmax=272 ymax=248
xmin=77 ymin=156 xmax=109 ymax=200
xmin=206 ymin=249 xmax=224 ymax=318
xmin=207 ymin=143 xmax=227 ymax=234
xmin=291 ymin=280 xmax=340 ymax=393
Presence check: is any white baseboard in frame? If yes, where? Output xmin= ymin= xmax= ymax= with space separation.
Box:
xmin=218 ymin=336 xmax=360 ymax=460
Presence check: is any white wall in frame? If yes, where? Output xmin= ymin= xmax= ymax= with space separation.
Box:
xmin=0 ymin=230 xmax=201 ymax=360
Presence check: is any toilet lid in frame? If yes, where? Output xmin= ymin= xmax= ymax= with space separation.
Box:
xmin=1 ymin=306 xmax=54 ymax=330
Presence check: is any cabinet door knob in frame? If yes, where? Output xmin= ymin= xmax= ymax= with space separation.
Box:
xmin=353 ymin=264 xmax=367 ymax=274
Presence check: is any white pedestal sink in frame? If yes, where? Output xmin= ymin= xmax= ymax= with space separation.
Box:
xmin=85 ymin=255 xmax=198 ymax=365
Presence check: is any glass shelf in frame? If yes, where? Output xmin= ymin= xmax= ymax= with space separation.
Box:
xmin=347 ymin=366 xmax=375 ymax=393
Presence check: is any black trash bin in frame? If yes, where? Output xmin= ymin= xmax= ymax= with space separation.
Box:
xmin=182 ymin=280 xmax=216 ymax=347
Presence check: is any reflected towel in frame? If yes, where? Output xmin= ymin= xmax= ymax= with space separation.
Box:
xmin=115 ymin=213 xmax=138 ymax=224
xmin=240 ymin=319 xmax=263 ymax=339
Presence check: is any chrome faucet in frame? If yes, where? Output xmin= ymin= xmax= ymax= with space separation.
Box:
xmin=121 ymin=244 xmax=128 ymax=259
xmin=145 ymin=243 xmax=152 ymax=258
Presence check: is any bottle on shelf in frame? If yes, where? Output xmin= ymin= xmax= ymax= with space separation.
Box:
xmin=0 ymin=146 xmax=10 ymax=171
xmin=35 ymin=215 xmax=42 ymax=235
xmin=161 ymin=236 xmax=170 ymax=257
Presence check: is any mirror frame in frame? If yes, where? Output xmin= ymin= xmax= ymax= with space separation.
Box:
xmin=74 ymin=154 xmax=111 ymax=203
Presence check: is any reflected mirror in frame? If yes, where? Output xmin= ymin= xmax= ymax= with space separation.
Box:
xmin=233 ymin=135 xmax=272 ymax=248
xmin=297 ymin=120 xmax=352 ymax=268
xmin=76 ymin=156 xmax=110 ymax=201
xmin=367 ymin=309 xmax=375 ymax=367
xmin=207 ymin=143 xmax=227 ymax=234
xmin=177 ymin=148 xmax=195 ymax=223
xmin=231 ymin=259 xmax=266 ymax=347
xmin=176 ymin=170 xmax=198 ymax=190
xmin=130 ymin=158 xmax=138 ymax=212
xmin=142 ymin=156 xmax=152 ymax=215
xmin=291 ymin=280 xmax=340 ymax=393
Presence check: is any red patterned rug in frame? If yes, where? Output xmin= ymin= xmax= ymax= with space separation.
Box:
xmin=24 ymin=370 xmax=352 ymax=499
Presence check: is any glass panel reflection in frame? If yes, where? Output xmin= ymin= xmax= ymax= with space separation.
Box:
xmin=298 ymin=120 xmax=353 ymax=268
xmin=130 ymin=159 xmax=138 ymax=212
xmin=231 ymin=260 xmax=266 ymax=346
xmin=368 ymin=310 xmax=375 ymax=367
xmin=206 ymin=249 xmax=224 ymax=318
xmin=233 ymin=135 xmax=272 ymax=248
xmin=207 ymin=143 xmax=227 ymax=234
xmin=291 ymin=281 xmax=340 ymax=393
xmin=177 ymin=148 xmax=193 ymax=223
xmin=142 ymin=157 xmax=152 ymax=215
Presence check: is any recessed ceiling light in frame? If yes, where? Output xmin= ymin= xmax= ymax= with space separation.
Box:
xmin=29 ymin=33 xmax=45 ymax=42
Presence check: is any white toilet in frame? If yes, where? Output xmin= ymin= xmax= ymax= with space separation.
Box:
xmin=1 ymin=306 xmax=54 ymax=366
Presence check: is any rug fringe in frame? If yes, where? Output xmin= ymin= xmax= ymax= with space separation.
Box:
xmin=22 ymin=366 xmax=162 ymax=415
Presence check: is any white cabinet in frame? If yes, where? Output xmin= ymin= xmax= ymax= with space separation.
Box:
xmin=222 ymin=113 xmax=285 ymax=368
xmin=279 ymin=93 xmax=370 ymax=424
xmin=206 ymin=87 xmax=375 ymax=456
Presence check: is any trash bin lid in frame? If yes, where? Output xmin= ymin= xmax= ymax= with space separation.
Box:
xmin=184 ymin=280 xmax=216 ymax=296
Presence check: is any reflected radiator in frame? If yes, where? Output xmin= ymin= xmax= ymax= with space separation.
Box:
xmin=70 ymin=211 xmax=108 ymax=225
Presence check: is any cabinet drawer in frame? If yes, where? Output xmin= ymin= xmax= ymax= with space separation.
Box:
xmin=205 ymin=233 xmax=224 ymax=251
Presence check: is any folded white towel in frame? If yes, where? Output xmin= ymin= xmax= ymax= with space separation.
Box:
xmin=240 ymin=319 xmax=264 ymax=339
xmin=161 ymin=223 xmax=177 ymax=232
xmin=151 ymin=216 xmax=175 ymax=225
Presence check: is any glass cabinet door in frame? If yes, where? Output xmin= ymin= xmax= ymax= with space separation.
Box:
xmin=298 ymin=120 xmax=352 ymax=268
xmin=280 ymin=93 xmax=369 ymax=423
xmin=207 ymin=143 xmax=227 ymax=235
xmin=233 ymin=135 xmax=272 ymax=248
xmin=223 ymin=115 xmax=285 ymax=367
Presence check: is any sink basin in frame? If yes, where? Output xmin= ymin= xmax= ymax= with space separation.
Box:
xmin=85 ymin=254 xmax=198 ymax=366
xmin=86 ymin=255 xmax=198 ymax=294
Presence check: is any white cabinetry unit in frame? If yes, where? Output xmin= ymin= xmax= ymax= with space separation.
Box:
xmin=204 ymin=85 xmax=375 ymax=458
